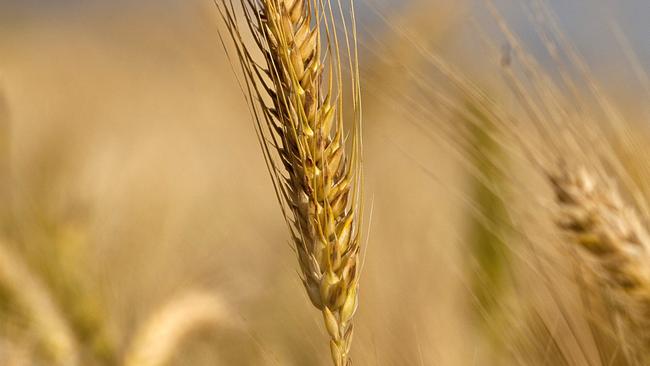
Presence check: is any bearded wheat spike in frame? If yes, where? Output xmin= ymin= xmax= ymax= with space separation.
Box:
xmin=217 ymin=0 xmax=363 ymax=364
xmin=549 ymin=166 xmax=650 ymax=361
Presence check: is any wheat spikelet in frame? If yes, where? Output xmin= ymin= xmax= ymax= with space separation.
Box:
xmin=549 ymin=165 xmax=650 ymax=363
xmin=0 ymin=241 xmax=78 ymax=366
xmin=217 ymin=1 xmax=363 ymax=365
xmin=123 ymin=291 xmax=232 ymax=366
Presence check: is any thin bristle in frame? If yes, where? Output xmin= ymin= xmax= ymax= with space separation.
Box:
xmin=216 ymin=0 xmax=363 ymax=364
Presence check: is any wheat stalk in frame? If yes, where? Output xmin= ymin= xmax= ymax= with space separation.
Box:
xmin=549 ymin=165 xmax=650 ymax=364
xmin=123 ymin=291 xmax=232 ymax=366
xmin=217 ymin=1 xmax=363 ymax=364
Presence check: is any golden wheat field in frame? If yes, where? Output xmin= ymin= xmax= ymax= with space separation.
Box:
xmin=0 ymin=0 xmax=649 ymax=365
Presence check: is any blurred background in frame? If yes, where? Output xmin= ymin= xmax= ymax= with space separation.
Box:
xmin=0 ymin=0 xmax=648 ymax=365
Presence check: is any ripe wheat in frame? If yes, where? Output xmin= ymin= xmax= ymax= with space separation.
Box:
xmin=216 ymin=0 xmax=363 ymax=364
xmin=550 ymin=166 xmax=650 ymax=364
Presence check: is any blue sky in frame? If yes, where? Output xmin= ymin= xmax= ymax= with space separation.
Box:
xmin=2 ymin=0 xmax=648 ymax=66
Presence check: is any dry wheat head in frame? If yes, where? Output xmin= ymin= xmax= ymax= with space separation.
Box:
xmin=549 ymin=166 xmax=650 ymax=362
xmin=217 ymin=0 xmax=363 ymax=365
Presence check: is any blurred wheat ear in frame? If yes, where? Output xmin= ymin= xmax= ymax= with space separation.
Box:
xmin=0 ymin=87 xmax=78 ymax=365
xmin=123 ymin=291 xmax=232 ymax=366
xmin=550 ymin=166 xmax=650 ymax=364
xmin=216 ymin=0 xmax=363 ymax=365
xmin=0 ymin=241 xmax=78 ymax=366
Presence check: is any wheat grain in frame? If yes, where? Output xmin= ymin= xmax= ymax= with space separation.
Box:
xmin=549 ymin=166 xmax=650 ymax=364
xmin=216 ymin=1 xmax=363 ymax=364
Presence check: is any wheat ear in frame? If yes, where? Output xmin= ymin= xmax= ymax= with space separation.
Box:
xmin=123 ymin=291 xmax=232 ymax=366
xmin=549 ymin=166 xmax=650 ymax=362
xmin=217 ymin=1 xmax=363 ymax=364
xmin=0 ymin=241 xmax=78 ymax=366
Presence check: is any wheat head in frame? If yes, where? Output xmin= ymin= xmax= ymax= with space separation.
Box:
xmin=0 ymin=241 xmax=78 ymax=366
xmin=217 ymin=0 xmax=363 ymax=364
xmin=549 ymin=166 xmax=650 ymax=363
xmin=123 ymin=291 xmax=232 ymax=366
